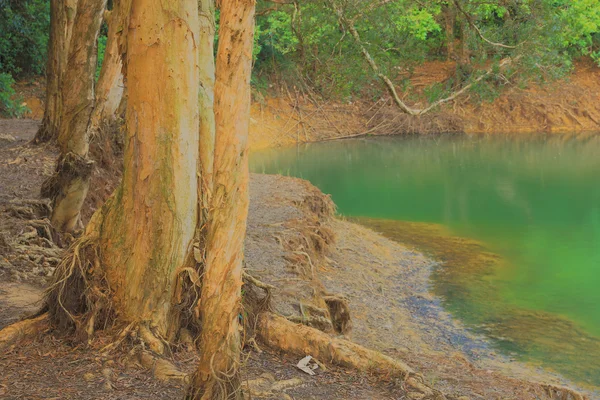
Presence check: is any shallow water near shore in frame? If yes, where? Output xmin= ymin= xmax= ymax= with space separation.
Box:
xmin=250 ymin=133 xmax=600 ymax=388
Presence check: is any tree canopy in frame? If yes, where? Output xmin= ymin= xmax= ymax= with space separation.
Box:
xmin=1 ymin=0 xmax=600 ymax=113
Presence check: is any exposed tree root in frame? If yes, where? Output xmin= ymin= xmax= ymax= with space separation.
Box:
xmin=256 ymin=312 xmax=447 ymax=400
xmin=138 ymin=324 xmax=168 ymax=355
xmin=286 ymin=307 xmax=333 ymax=332
xmin=41 ymin=152 xmax=94 ymax=232
xmin=6 ymin=199 xmax=52 ymax=220
xmin=540 ymin=384 xmax=586 ymax=400
xmin=139 ymin=351 xmax=189 ymax=383
xmin=0 ymin=314 xmax=49 ymax=351
xmin=323 ymin=295 xmax=351 ymax=334
xmin=242 ymin=270 xmax=274 ymax=342
xmin=244 ymin=374 xmax=303 ymax=399
xmin=45 ymin=234 xmax=112 ymax=337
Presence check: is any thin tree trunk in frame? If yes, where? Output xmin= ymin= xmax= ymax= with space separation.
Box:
xmin=93 ymin=0 xmax=200 ymax=341
xmin=89 ymin=1 xmax=126 ymax=132
xmin=459 ymin=17 xmax=470 ymax=65
xmin=443 ymin=4 xmax=456 ymax=61
xmin=43 ymin=0 xmax=108 ymax=232
xmin=186 ymin=0 xmax=256 ymax=398
xmin=198 ymin=0 xmax=216 ymax=222
xmin=35 ymin=0 xmax=77 ymax=143
xmin=57 ymin=0 xmax=107 ymax=155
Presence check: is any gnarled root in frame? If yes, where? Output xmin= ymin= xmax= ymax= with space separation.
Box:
xmin=139 ymin=351 xmax=188 ymax=383
xmin=323 ymin=294 xmax=351 ymax=334
xmin=0 ymin=314 xmax=49 ymax=351
xmin=41 ymin=152 xmax=94 ymax=233
xmin=45 ymin=233 xmax=112 ymax=340
xmin=541 ymin=384 xmax=587 ymax=400
xmin=256 ymin=312 xmax=447 ymax=400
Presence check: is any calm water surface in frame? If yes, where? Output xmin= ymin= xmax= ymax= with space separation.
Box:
xmin=250 ymin=134 xmax=600 ymax=387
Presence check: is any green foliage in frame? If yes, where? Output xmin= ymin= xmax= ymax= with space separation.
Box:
xmin=389 ymin=2 xmax=442 ymax=40
xmin=256 ymin=11 xmax=299 ymax=58
xmin=251 ymin=0 xmax=600 ymax=102
xmin=0 ymin=0 xmax=598 ymax=109
xmin=0 ymin=72 xmax=27 ymax=117
xmin=555 ymin=0 xmax=600 ymax=62
xmin=0 ymin=0 xmax=50 ymax=77
xmin=96 ymin=34 xmax=107 ymax=81
xmin=0 ymin=0 xmax=48 ymax=118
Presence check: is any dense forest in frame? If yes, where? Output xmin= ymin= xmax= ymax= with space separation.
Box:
xmin=1 ymin=0 xmax=600 ymax=116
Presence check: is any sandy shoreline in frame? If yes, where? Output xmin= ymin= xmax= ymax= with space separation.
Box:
xmin=245 ymin=173 xmax=592 ymax=399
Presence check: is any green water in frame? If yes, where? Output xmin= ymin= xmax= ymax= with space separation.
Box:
xmin=250 ymin=134 xmax=600 ymax=387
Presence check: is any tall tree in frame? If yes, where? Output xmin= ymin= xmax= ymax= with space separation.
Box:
xmin=41 ymin=0 xmax=108 ymax=232
xmin=35 ymin=0 xmax=78 ymax=143
xmin=187 ymin=0 xmax=256 ymax=398
xmin=41 ymin=7 xmax=255 ymax=400
xmin=443 ymin=2 xmax=456 ymax=60
xmin=198 ymin=0 xmax=217 ymax=231
xmin=46 ymin=0 xmax=202 ymax=340
xmin=9 ymin=0 xmax=257 ymax=397
xmin=89 ymin=0 xmax=127 ymax=133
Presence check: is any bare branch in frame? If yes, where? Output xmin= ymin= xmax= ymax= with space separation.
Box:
xmin=416 ymin=56 xmax=519 ymax=115
xmin=453 ymin=0 xmax=519 ymax=49
xmin=330 ymin=0 xmax=519 ymax=116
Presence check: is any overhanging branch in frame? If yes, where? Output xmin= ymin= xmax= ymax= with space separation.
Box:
xmin=453 ymin=0 xmax=520 ymax=49
xmin=330 ymin=0 xmax=519 ymax=116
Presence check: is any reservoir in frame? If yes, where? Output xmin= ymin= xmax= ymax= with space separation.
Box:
xmin=251 ymin=134 xmax=600 ymax=388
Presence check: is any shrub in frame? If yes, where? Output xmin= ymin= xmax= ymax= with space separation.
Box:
xmin=0 ymin=72 xmax=27 ymax=117
xmin=0 ymin=0 xmax=50 ymax=77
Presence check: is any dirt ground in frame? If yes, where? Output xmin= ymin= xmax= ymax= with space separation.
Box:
xmin=0 ymin=123 xmax=411 ymax=400
xmin=0 ymin=126 xmax=592 ymax=399
xmin=0 ymin=333 xmax=404 ymax=400
xmin=248 ymin=59 xmax=600 ymax=149
xmin=243 ymin=174 xmax=592 ymax=400
xmin=2 ymin=60 xmax=598 ymax=398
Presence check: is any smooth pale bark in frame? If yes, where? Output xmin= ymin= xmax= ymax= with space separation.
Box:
xmin=35 ymin=0 xmax=78 ymax=143
xmin=89 ymin=0 xmax=128 ymax=132
xmin=198 ymin=0 xmax=216 ymax=222
xmin=186 ymin=0 xmax=256 ymax=398
xmin=57 ymin=0 xmax=107 ymax=155
xmin=95 ymin=0 xmax=200 ymax=339
xmin=46 ymin=0 xmax=107 ymax=232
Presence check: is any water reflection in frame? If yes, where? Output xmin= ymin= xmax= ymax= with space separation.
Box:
xmin=251 ymin=133 xmax=600 ymax=387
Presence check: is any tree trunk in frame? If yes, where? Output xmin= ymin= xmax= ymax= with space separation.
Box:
xmin=35 ymin=0 xmax=78 ymax=143
xmin=459 ymin=17 xmax=471 ymax=65
xmin=43 ymin=0 xmax=108 ymax=233
xmin=89 ymin=0 xmax=128 ymax=133
xmin=186 ymin=0 xmax=256 ymax=398
xmin=92 ymin=0 xmax=200 ymax=341
xmin=443 ymin=4 xmax=456 ymax=61
xmin=99 ymin=0 xmax=131 ymax=129
xmin=46 ymin=0 xmax=200 ymax=348
xmin=198 ymin=0 xmax=216 ymax=223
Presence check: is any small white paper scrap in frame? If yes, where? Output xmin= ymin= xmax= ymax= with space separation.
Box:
xmin=296 ymin=355 xmax=318 ymax=375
